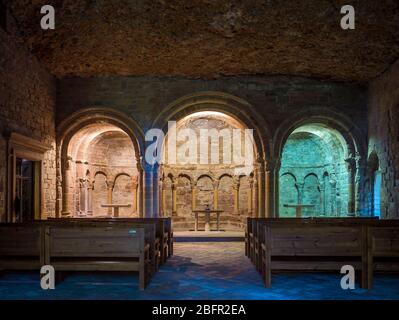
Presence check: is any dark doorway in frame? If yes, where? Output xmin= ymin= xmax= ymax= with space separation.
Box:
xmin=15 ymin=158 xmax=35 ymax=222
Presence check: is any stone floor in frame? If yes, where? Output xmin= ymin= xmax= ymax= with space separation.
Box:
xmin=1 ymin=242 xmax=399 ymax=300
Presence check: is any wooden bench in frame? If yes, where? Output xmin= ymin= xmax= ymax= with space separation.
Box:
xmin=247 ymin=218 xmax=377 ymax=288
xmin=368 ymin=220 xmax=399 ymax=288
xmin=47 ymin=218 xmax=160 ymax=274
xmin=0 ymin=223 xmax=44 ymax=271
xmin=261 ymin=220 xmax=369 ymax=288
xmin=44 ymin=224 xmax=150 ymax=290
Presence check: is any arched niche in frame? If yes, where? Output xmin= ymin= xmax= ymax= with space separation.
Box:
xmin=156 ymin=94 xmax=265 ymax=230
xmin=278 ymin=123 xmax=354 ymax=217
xmin=56 ymin=108 xmax=144 ymax=218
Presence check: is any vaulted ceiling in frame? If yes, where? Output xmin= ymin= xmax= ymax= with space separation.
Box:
xmin=6 ymin=0 xmax=399 ymax=81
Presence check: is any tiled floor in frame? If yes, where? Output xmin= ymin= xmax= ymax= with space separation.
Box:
xmin=1 ymin=242 xmax=399 ymax=300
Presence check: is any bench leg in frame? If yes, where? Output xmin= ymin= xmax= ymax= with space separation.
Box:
xmin=264 ymin=264 xmax=271 ymax=288
xmin=139 ymin=269 xmax=145 ymax=290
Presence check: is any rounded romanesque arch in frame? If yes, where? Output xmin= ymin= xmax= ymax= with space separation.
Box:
xmin=155 ymin=92 xmax=274 ymax=229
xmin=56 ymin=108 xmax=145 ymax=218
xmin=152 ymin=91 xmax=273 ymax=161
xmin=274 ymin=108 xmax=367 ymax=217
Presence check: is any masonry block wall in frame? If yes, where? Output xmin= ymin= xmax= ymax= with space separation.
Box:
xmin=0 ymin=27 xmax=56 ymax=221
xmin=56 ymin=76 xmax=367 ymax=134
xmin=57 ymin=76 xmax=367 ymax=218
xmin=368 ymin=60 xmax=399 ymax=218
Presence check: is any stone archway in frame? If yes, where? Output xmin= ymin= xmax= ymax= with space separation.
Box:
xmin=56 ymin=108 xmax=145 ymax=217
xmin=274 ymin=109 xmax=367 ymax=217
xmin=154 ymin=92 xmax=272 ymax=229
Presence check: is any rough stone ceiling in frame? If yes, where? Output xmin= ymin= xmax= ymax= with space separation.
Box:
xmin=7 ymin=0 xmax=399 ymax=81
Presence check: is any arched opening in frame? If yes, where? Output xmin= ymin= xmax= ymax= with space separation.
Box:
xmin=279 ymin=124 xmax=351 ymax=217
xmin=160 ymin=111 xmax=257 ymax=231
xmin=61 ymin=123 xmax=140 ymax=217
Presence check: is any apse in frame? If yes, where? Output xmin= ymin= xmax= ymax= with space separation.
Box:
xmin=160 ymin=111 xmax=257 ymax=231
xmin=65 ymin=124 xmax=140 ymax=217
xmin=279 ymin=124 xmax=349 ymax=217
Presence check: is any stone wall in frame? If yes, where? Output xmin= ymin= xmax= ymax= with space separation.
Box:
xmin=56 ymin=76 xmax=367 ymax=134
xmin=0 ymin=27 xmax=56 ymax=221
xmin=57 ymin=75 xmax=368 ymax=220
xmin=368 ymin=59 xmax=399 ymax=218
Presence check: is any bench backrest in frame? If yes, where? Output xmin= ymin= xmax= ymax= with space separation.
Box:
xmin=46 ymin=225 xmax=145 ymax=258
xmin=370 ymin=221 xmax=399 ymax=257
xmin=46 ymin=219 xmax=156 ymax=248
xmin=264 ymin=223 xmax=364 ymax=257
xmin=0 ymin=223 xmax=43 ymax=257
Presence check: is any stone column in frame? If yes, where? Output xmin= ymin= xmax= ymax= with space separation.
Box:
xmin=143 ymin=163 xmax=154 ymax=218
xmin=320 ymin=183 xmax=325 ymax=215
xmin=62 ymin=157 xmax=73 ymax=217
xmin=191 ymin=182 xmax=197 ymax=211
xmin=158 ymin=178 xmax=163 ymax=217
xmin=355 ymin=154 xmax=365 ymax=216
xmin=252 ymin=177 xmax=259 ymax=217
xmin=152 ymin=164 xmax=159 ymax=217
xmin=233 ymin=178 xmax=240 ymax=213
xmin=248 ymin=176 xmax=254 ymax=216
xmin=265 ymin=159 xmax=278 ymax=218
xmin=257 ymin=160 xmax=266 ymax=217
xmin=87 ymin=181 xmax=93 ymax=216
xmin=345 ymin=157 xmax=356 ymax=216
xmin=132 ymin=176 xmax=138 ymax=214
xmin=56 ymin=149 xmax=62 ymax=217
xmin=213 ymin=181 xmax=219 ymax=210
xmin=79 ymin=179 xmax=87 ymax=215
xmin=106 ymin=180 xmax=114 ymax=216
xmin=274 ymin=159 xmax=281 ymax=217
xmin=171 ymin=181 xmax=177 ymax=215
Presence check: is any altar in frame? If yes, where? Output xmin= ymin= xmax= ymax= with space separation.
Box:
xmin=283 ymin=204 xmax=315 ymax=218
xmin=101 ymin=204 xmax=131 ymax=218
xmin=192 ymin=209 xmax=223 ymax=232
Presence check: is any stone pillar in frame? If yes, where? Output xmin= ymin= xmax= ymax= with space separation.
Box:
xmin=87 ymin=181 xmax=93 ymax=216
xmin=257 ymin=160 xmax=266 ymax=217
xmin=213 ymin=181 xmax=219 ymax=210
xmin=152 ymin=164 xmax=159 ymax=217
xmin=191 ymin=182 xmax=197 ymax=211
xmin=345 ymin=157 xmax=356 ymax=216
xmin=132 ymin=176 xmax=138 ymax=214
xmin=79 ymin=179 xmax=87 ymax=215
xmin=320 ymin=184 xmax=325 ymax=215
xmin=253 ymin=177 xmax=259 ymax=217
xmin=248 ymin=176 xmax=254 ymax=216
xmin=274 ymin=159 xmax=281 ymax=217
xmin=143 ymin=163 xmax=154 ymax=218
xmin=158 ymin=178 xmax=163 ymax=217
xmin=265 ymin=159 xmax=278 ymax=218
xmin=56 ymin=149 xmax=62 ymax=217
xmin=233 ymin=178 xmax=240 ymax=213
xmin=171 ymin=181 xmax=177 ymax=215
xmin=355 ymin=154 xmax=365 ymax=216
xmin=106 ymin=180 xmax=114 ymax=216
xmin=62 ymin=157 xmax=73 ymax=217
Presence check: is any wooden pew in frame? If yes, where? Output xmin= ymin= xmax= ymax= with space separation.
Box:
xmin=0 ymin=223 xmax=44 ymax=271
xmin=47 ymin=218 xmax=160 ymax=274
xmin=367 ymin=220 xmax=399 ymax=288
xmin=44 ymin=224 xmax=150 ymax=290
xmin=257 ymin=218 xmax=374 ymax=288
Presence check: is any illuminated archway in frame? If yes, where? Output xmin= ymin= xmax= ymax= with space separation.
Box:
xmin=159 ymin=110 xmax=258 ymax=230
xmin=56 ymin=108 xmax=144 ymax=217
xmin=279 ymin=124 xmax=351 ymax=217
